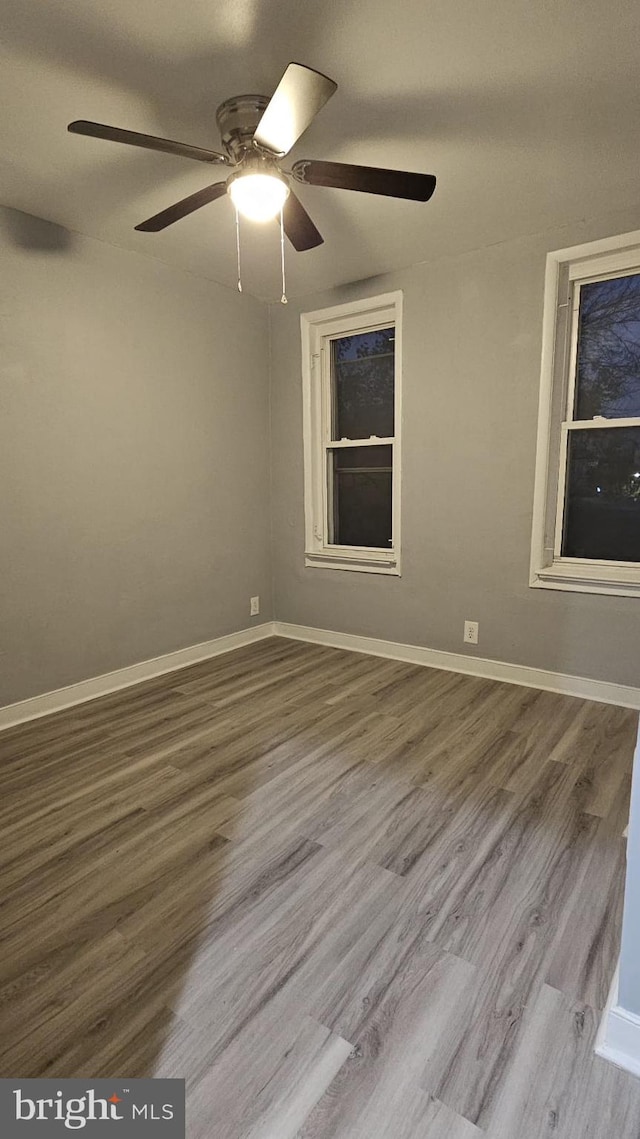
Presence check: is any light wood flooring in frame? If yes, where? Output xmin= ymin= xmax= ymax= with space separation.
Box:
xmin=1 ymin=636 xmax=639 ymax=1137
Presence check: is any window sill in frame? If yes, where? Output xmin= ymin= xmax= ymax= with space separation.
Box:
xmin=531 ymin=559 xmax=640 ymax=597
xmin=305 ymin=549 xmax=400 ymax=576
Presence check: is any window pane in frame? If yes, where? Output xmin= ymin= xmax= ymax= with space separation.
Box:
xmin=331 ymin=327 xmax=394 ymax=440
xmin=574 ymin=273 xmax=640 ymax=419
xmin=329 ymin=445 xmax=392 ymax=548
xmin=562 ymin=427 xmax=640 ymax=561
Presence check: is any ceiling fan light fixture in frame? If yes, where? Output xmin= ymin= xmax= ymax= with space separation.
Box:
xmin=228 ymin=172 xmax=289 ymax=222
xmin=70 ymin=63 xmax=436 ymax=255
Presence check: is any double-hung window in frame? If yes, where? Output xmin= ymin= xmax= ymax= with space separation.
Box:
xmin=301 ymin=292 xmax=402 ymax=574
xmin=531 ymin=231 xmax=640 ymax=595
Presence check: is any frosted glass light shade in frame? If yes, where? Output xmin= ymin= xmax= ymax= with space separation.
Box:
xmin=228 ymin=173 xmax=289 ymax=222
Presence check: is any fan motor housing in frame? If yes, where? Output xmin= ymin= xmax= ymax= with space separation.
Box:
xmin=216 ymin=94 xmax=270 ymax=160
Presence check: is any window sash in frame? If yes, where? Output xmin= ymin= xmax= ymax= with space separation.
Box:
xmin=323 ymin=329 xmax=396 ymax=444
xmin=565 ymin=270 xmax=640 ymax=426
xmin=325 ymin=442 xmax=395 ymax=549
xmin=328 ymin=330 xmax=395 ymax=443
xmin=553 ymin=419 xmax=640 ymax=561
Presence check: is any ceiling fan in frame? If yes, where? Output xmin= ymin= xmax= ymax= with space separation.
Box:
xmin=67 ymin=62 xmax=437 ymax=251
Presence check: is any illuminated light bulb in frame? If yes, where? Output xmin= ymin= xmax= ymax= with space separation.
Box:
xmin=228 ymin=173 xmax=289 ymax=222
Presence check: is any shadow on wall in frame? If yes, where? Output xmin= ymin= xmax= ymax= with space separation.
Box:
xmin=0 ymin=207 xmax=76 ymax=253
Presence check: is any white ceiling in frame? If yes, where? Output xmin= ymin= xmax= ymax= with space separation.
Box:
xmin=2 ymin=0 xmax=639 ymax=301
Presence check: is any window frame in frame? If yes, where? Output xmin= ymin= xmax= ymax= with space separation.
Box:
xmin=530 ymin=230 xmax=640 ymax=596
xmin=301 ymin=291 xmax=402 ymax=575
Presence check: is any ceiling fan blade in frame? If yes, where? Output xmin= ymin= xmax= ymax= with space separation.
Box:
xmin=68 ymin=120 xmax=228 ymax=165
xmin=135 ymin=181 xmax=228 ymax=232
xmin=253 ymin=63 xmax=337 ymax=156
xmin=292 ymin=160 xmax=436 ymax=202
xmin=281 ymin=190 xmax=324 ymax=251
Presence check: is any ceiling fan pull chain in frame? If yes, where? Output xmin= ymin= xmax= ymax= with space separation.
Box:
xmin=235 ymin=205 xmax=243 ymax=293
xmin=279 ymin=206 xmax=288 ymax=305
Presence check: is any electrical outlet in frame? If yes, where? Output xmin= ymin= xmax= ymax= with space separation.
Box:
xmin=250 ymin=596 xmax=260 ymax=617
xmin=463 ymin=620 xmax=479 ymax=645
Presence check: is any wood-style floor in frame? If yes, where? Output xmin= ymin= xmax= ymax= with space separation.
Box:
xmin=1 ymin=636 xmax=639 ymax=1137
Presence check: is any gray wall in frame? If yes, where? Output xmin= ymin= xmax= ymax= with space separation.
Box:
xmin=0 ymin=208 xmax=272 ymax=706
xmin=270 ymin=205 xmax=640 ymax=689
xmin=4 ymin=200 xmax=640 ymax=708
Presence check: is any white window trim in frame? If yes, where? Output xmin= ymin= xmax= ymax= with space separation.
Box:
xmin=301 ymin=291 xmax=402 ymax=575
xmin=530 ymin=229 xmax=640 ymax=597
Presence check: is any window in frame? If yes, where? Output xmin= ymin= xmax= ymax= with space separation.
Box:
xmin=531 ymin=231 xmax=640 ymax=596
xmin=302 ymin=292 xmax=402 ymax=574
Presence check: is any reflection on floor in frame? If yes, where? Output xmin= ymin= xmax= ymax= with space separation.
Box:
xmin=1 ymin=636 xmax=638 ymax=1137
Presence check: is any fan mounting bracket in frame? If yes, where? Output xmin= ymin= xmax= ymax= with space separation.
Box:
xmin=215 ymin=94 xmax=270 ymax=161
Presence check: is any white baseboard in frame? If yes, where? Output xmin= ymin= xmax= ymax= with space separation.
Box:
xmin=596 ymin=965 xmax=640 ymax=1079
xmin=0 ymin=622 xmax=276 ymax=731
xmin=3 ymin=618 xmax=640 ymax=732
xmin=274 ymin=622 xmax=640 ymax=710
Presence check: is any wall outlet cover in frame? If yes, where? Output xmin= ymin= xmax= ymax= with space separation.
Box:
xmin=464 ymin=620 xmax=479 ymax=645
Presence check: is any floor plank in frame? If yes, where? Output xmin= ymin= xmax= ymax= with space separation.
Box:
xmin=486 ymin=983 xmax=640 ymax=1139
